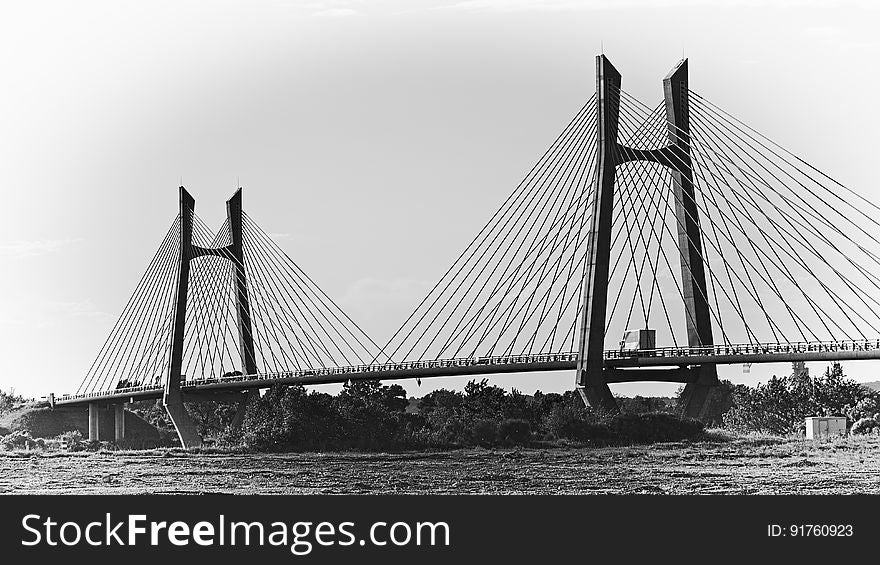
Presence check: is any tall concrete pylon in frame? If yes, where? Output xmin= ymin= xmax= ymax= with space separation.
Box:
xmin=164 ymin=187 xmax=259 ymax=447
xmin=575 ymin=56 xmax=718 ymax=418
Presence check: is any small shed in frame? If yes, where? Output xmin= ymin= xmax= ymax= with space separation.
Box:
xmin=805 ymin=416 xmax=847 ymax=439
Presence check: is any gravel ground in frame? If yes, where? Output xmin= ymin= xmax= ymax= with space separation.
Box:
xmin=2 ymin=433 xmax=879 ymax=494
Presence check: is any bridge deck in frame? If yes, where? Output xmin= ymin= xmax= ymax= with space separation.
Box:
xmin=55 ymin=339 xmax=880 ymax=406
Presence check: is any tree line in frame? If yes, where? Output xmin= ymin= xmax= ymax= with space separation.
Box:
xmin=119 ymin=363 xmax=880 ymax=450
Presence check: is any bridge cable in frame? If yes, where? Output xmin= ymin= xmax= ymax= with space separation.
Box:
xmin=413 ymin=99 xmax=597 ymax=361
xmin=79 ymin=216 xmax=180 ymax=393
xmin=378 ymin=97 xmax=597 ymax=362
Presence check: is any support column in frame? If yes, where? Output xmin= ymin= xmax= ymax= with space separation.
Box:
xmin=114 ymin=405 xmax=125 ymax=442
xmin=226 ymin=188 xmax=260 ymax=427
xmin=88 ymin=402 xmax=100 ymax=442
xmin=163 ymin=186 xmax=203 ymax=448
xmin=227 ymin=188 xmax=258 ymax=378
xmin=662 ymin=60 xmax=719 ymax=419
xmin=575 ymin=55 xmax=621 ymax=413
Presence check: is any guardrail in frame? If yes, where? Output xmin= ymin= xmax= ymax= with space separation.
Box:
xmin=55 ymin=338 xmax=880 ymax=403
xmin=603 ymin=339 xmax=880 ymax=360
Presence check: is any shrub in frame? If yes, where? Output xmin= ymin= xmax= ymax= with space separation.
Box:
xmin=0 ymin=389 xmax=24 ymax=415
xmin=57 ymin=430 xmax=85 ymax=451
xmin=845 ymin=396 xmax=880 ymax=422
xmin=0 ymin=431 xmax=37 ymax=450
xmin=617 ymin=396 xmax=675 ymax=415
xmin=498 ymin=418 xmax=531 ymax=445
xmin=230 ymin=379 xmax=712 ymax=451
xmin=432 ymin=411 xmax=468 ymax=446
xmin=186 ymin=401 xmax=239 ymax=439
xmin=850 ymin=418 xmax=878 ymax=435
xmin=471 ymin=419 xmax=497 ymax=446
xmin=608 ymin=412 xmax=704 ymax=443
xmin=544 ymin=398 xmax=608 ymax=441
xmin=214 ymin=426 xmax=244 ymax=447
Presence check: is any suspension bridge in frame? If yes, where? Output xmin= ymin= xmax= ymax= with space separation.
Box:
xmin=51 ymin=56 xmax=880 ymax=447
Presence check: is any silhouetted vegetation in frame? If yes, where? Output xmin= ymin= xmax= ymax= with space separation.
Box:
xmin=95 ymin=362 xmax=880 ymax=450
xmin=0 ymin=389 xmax=24 ymax=415
xmin=125 ymin=398 xmax=242 ymax=443
xmin=7 ymin=362 xmax=880 ymax=451
xmin=185 ymin=401 xmax=239 ymax=439
xmin=215 ymin=379 xmax=704 ymax=451
xmin=722 ymin=363 xmax=880 ymax=435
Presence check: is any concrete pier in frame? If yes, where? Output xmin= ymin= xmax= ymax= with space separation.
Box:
xmin=114 ymin=405 xmax=125 ymax=442
xmin=88 ymin=402 xmax=99 ymax=442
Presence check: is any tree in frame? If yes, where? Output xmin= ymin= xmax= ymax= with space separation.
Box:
xmin=186 ymin=400 xmax=239 ymax=439
xmin=463 ymin=379 xmax=507 ymax=420
xmin=418 ymin=389 xmax=463 ymax=414
xmin=0 ymin=389 xmax=23 ymax=414
xmin=722 ymin=363 xmax=879 ymax=435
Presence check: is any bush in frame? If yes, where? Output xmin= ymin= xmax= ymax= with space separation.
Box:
xmin=214 ymin=426 xmax=244 ymax=447
xmin=0 ymin=431 xmax=37 ymax=450
xmin=544 ymin=398 xmax=610 ymax=441
xmin=498 ymin=419 xmax=531 ymax=445
xmin=56 ymin=430 xmax=85 ymax=451
xmin=240 ymin=381 xmax=412 ymax=452
xmin=231 ymin=379 xmax=714 ymax=452
xmin=0 ymin=389 xmax=24 ymax=415
xmin=845 ymin=396 xmax=880 ymax=422
xmin=186 ymin=401 xmax=239 ymax=439
xmin=617 ymin=396 xmax=675 ymax=415
xmin=850 ymin=418 xmax=878 ymax=435
xmin=608 ymin=412 xmax=704 ymax=443
xmin=471 ymin=419 xmax=498 ymax=446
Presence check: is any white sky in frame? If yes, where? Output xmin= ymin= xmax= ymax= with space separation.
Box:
xmin=1 ymin=0 xmax=879 ymax=398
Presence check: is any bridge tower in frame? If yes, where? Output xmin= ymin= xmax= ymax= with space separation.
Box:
xmin=164 ymin=186 xmax=260 ymax=447
xmin=576 ymin=56 xmax=719 ymax=418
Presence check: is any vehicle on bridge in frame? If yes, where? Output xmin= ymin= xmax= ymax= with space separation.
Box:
xmin=619 ymin=329 xmax=656 ymax=357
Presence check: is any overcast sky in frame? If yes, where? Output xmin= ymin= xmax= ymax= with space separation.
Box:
xmin=1 ymin=0 xmax=879 ymax=398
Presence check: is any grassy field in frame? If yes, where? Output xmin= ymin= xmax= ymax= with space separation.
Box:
xmin=2 ymin=432 xmax=879 ymax=495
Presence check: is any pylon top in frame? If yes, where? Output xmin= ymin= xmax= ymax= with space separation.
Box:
xmin=664 ymin=58 xmax=688 ymax=82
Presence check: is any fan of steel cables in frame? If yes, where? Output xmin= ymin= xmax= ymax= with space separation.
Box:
xmin=76 ymin=207 xmax=386 ymax=395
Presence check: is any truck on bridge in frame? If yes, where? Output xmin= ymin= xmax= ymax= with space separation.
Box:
xmin=619 ymin=329 xmax=656 ymax=356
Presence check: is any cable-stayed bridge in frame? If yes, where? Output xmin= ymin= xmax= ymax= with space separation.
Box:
xmin=53 ymin=55 xmax=880 ymax=447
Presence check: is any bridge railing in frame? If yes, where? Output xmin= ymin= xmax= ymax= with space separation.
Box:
xmin=180 ymin=351 xmax=582 ymax=388
xmin=603 ymin=338 xmax=880 ymax=361
xmin=54 ymin=384 xmax=162 ymax=403
xmin=55 ymin=338 xmax=880 ymax=403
